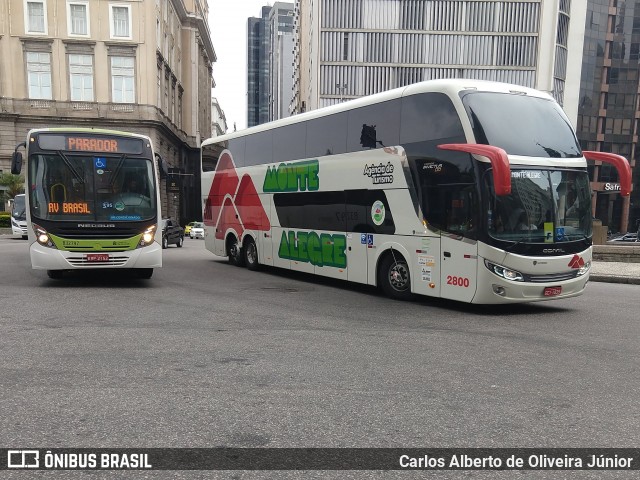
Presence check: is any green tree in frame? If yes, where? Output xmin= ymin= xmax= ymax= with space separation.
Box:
xmin=0 ymin=173 xmax=25 ymax=207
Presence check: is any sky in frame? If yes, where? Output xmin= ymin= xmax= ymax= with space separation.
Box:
xmin=208 ymin=0 xmax=272 ymax=132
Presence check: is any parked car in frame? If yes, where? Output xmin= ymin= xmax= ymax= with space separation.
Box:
xmin=190 ymin=222 xmax=205 ymax=239
xmin=609 ymin=233 xmax=637 ymax=242
xmin=160 ymin=218 xmax=184 ymax=248
xmin=184 ymin=221 xmax=198 ymax=236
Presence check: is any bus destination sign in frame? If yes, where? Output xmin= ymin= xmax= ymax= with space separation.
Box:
xmin=37 ymin=134 xmax=144 ymax=155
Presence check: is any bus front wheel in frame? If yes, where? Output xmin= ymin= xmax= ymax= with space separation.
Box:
xmin=244 ymin=237 xmax=259 ymax=271
xmin=378 ymin=253 xmax=412 ymax=300
xmin=47 ymin=270 xmax=63 ymax=279
xmin=137 ymin=268 xmax=153 ymax=279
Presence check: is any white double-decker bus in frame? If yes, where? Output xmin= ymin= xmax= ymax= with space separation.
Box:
xmin=200 ymin=80 xmax=631 ymax=304
xmin=11 ymin=128 xmax=163 ymax=279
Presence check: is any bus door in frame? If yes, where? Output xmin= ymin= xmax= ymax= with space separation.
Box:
xmin=438 ymin=187 xmax=478 ymax=302
xmin=440 ymin=235 xmax=478 ymax=302
xmin=346 ymin=233 xmax=368 ymax=284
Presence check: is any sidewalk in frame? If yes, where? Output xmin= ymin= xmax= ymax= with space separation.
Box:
xmin=1 ymin=228 xmax=639 ymax=284
xmin=589 ymin=261 xmax=640 ymax=285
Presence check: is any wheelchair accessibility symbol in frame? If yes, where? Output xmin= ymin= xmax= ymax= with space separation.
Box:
xmin=94 ymin=158 xmax=106 ymax=169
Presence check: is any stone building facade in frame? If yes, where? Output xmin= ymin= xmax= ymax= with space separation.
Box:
xmin=0 ymin=0 xmax=215 ymax=224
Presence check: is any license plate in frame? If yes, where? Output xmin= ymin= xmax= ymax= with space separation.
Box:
xmin=543 ymin=286 xmax=562 ymax=297
xmin=86 ymin=254 xmax=110 ymax=263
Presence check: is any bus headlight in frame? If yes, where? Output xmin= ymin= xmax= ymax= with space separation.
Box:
xmin=577 ymin=261 xmax=591 ymax=276
xmin=32 ymin=223 xmax=57 ymax=249
xmin=138 ymin=225 xmax=157 ymax=247
xmin=485 ymin=260 xmax=524 ymax=282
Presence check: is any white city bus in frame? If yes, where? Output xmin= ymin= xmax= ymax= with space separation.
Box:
xmin=200 ymin=80 xmax=631 ymax=304
xmin=10 ymin=193 xmax=28 ymax=239
xmin=11 ymin=128 xmax=163 ymax=279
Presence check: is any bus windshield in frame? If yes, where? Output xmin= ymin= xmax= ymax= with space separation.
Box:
xmin=486 ymin=169 xmax=592 ymax=243
xmin=12 ymin=194 xmax=26 ymax=221
xmin=28 ymin=153 xmax=156 ymax=222
xmin=462 ymin=91 xmax=582 ymax=158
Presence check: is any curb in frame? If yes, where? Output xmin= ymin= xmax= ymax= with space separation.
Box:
xmin=589 ymin=275 xmax=640 ymax=285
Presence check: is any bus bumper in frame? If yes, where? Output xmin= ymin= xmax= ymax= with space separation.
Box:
xmin=473 ymin=265 xmax=589 ymax=304
xmin=30 ymin=242 xmax=163 ymax=270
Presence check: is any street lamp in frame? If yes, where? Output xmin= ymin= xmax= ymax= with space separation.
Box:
xmin=336 ymin=83 xmax=347 ymax=102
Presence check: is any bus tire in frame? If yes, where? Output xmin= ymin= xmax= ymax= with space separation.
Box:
xmin=137 ymin=268 xmax=153 ymax=279
xmin=378 ymin=253 xmax=412 ymax=300
xmin=47 ymin=270 xmax=63 ymax=279
xmin=227 ymin=234 xmax=244 ymax=267
xmin=244 ymin=237 xmax=259 ymax=271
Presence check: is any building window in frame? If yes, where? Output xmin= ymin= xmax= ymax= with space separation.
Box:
xmin=67 ymin=1 xmax=89 ymax=36
xmin=26 ymin=51 xmax=52 ymax=99
xmin=157 ymin=65 xmax=162 ymax=109
xmin=69 ymin=54 xmax=93 ymax=101
xmin=109 ymin=4 xmax=131 ymax=39
xmin=110 ymin=56 xmax=135 ymax=103
xmin=25 ymin=0 xmax=47 ymax=35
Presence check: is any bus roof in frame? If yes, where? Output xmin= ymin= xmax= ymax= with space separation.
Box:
xmin=25 ymin=127 xmax=152 ymax=142
xmin=202 ymin=79 xmax=554 ymax=147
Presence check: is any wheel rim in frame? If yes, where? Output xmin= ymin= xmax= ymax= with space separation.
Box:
xmin=388 ymin=262 xmax=409 ymax=291
xmin=246 ymin=242 xmax=257 ymax=264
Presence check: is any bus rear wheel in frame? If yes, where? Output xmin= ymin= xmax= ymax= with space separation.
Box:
xmin=244 ymin=237 xmax=259 ymax=271
xmin=379 ymin=253 xmax=412 ymax=300
xmin=227 ymin=235 xmax=245 ymax=267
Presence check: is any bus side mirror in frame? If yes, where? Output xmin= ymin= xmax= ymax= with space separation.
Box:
xmin=155 ymin=153 xmax=168 ymax=179
xmin=11 ymin=151 xmax=22 ymax=174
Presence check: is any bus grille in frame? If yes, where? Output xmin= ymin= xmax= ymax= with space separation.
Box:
xmin=67 ymin=256 xmax=130 ymax=267
xmin=64 ymin=245 xmax=131 ymax=252
xmin=524 ymin=271 xmax=579 ymax=283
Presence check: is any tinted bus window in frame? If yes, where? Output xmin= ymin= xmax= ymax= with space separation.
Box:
xmin=461 ymin=91 xmax=581 ymax=158
xmin=306 ymin=113 xmax=348 ymax=158
xmin=202 ymin=141 xmax=225 ymax=172
xmin=274 ymin=191 xmax=346 ymax=231
xmin=245 ymin=131 xmax=273 ymax=166
xmin=228 ymin=137 xmax=246 ymax=167
xmin=273 ymin=123 xmax=307 ymax=162
xmin=347 ymin=101 xmax=401 ymax=152
xmin=400 ymin=93 xmax=465 ymax=143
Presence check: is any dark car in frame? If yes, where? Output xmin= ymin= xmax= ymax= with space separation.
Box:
xmin=160 ymin=218 xmax=184 ymax=249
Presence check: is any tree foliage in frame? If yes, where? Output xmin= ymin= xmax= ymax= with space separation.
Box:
xmin=0 ymin=173 xmax=25 ymax=204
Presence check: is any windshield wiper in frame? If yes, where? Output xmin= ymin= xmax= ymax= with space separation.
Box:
xmin=110 ymin=154 xmax=127 ymax=189
xmin=57 ymin=151 xmax=84 ymax=184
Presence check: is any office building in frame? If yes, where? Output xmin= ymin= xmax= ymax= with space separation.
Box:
xmin=247 ymin=6 xmax=271 ymax=127
xmin=577 ymin=0 xmax=640 ymax=234
xmin=248 ymin=3 xmax=294 ymax=127
xmin=291 ymin=0 xmax=587 ymax=125
xmin=268 ymin=2 xmax=294 ymax=122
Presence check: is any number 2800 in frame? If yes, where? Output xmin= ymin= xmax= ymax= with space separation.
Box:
xmin=446 ymin=276 xmax=470 ymax=287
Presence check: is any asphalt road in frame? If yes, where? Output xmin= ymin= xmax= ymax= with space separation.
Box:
xmin=0 ymin=235 xmax=638 ymax=479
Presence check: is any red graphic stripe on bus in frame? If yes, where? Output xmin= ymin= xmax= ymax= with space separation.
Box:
xmin=215 ymin=197 xmax=244 ymax=240
xmin=206 ymin=150 xmax=270 ymax=237
xmin=204 ymin=152 xmax=240 ymax=227
xmin=235 ymin=175 xmax=271 ymax=230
